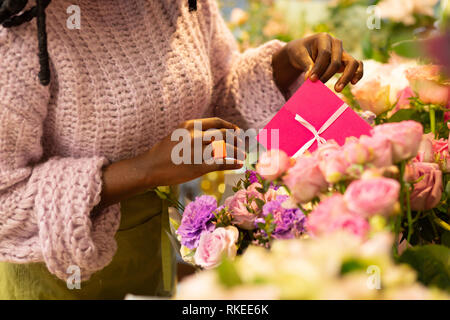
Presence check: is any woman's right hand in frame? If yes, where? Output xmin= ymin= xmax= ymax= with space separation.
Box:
xmin=142 ymin=117 xmax=245 ymax=188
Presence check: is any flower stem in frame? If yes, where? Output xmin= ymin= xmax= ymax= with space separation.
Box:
xmin=429 ymin=107 xmax=436 ymax=137
xmin=405 ymin=182 xmax=413 ymax=243
xmin=394 ymin=161 xmax=407 ymax=256
xmin=432 ymin=212 xmax=450 ymax=232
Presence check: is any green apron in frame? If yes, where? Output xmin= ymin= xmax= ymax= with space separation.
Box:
xmin=0 ymin=190 xmax=176 ymax=299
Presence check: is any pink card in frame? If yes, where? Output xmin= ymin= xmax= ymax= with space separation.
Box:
xmin=257 ymin=79 xmax=372 ymax=157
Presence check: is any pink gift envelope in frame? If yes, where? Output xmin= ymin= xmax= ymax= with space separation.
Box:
xmin=257 ymin=79 xmax=372 ymax=157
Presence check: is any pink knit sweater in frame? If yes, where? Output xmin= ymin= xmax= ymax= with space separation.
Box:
xmin=0 ymin=0 xmax=285 ymax=281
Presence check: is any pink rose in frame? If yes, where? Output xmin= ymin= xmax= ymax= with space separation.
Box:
xmin=389 ymin=87 xmax=415 ymax=117
xmin=432 ymin=138 xmax=450 ymax=173
xmin=306 ymin=194 xmax=370 ymax=238
xmin=372 ymin=121 xmax=423 ymax=163
xmin=444 ymin=111 xmax=450 ymax=123
xmin=224 ymin=185 xmax=261 ymax=230
xmin=409 ymin=162 xmax=443 ymax=211
xmin=415 ymin=134 xmax=450 ymax=172
xmin=360 ymin=134 xmax=393 ymax=167
xmin=316 ymin=141 xmax=350 ymax=183
xmin=194 ymin=226 xmax=239 ymax=269
xmin=342 ymin=137 xmax=372 ymax=165
xmin=344 ymin=178 xmax=400 ymax=217
xmin=397 ymin=86 xmax=414 ymax=108
xmin=283 ymin=156 xmax=327 ymax=204
xmin=406 ymin=65 xmax=449 ymax=105
xmin=256 ymin=149 xmax=291 ymax=181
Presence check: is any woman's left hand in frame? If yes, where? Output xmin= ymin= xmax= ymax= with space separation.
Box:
xmin=272 ymin=33 xmax=364 ymax=95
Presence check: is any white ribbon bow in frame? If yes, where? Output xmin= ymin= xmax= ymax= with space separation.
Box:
xmin=292 ymin=103 xmax=349 ymax=158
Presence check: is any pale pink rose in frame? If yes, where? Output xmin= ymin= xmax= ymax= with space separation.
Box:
xmin=342 ymin=137 xmax=372 ymax=165
xmin=352 ymin=79 xmax=392 ymax=115
xmin=306 ymin=194 xmax=370 ymax=238
xmin=194 ymin=226 xmax=239 ymax=269
xmin=282 ymin=156 xmax=327 ymax=204
xmin=372 ymin=121 xmax=423 ymax=163
xmin=224 ymin=184 xmax=262 ymax=230
xmin=256 ymin=149 xmax=291 ymax=181
xmin=353 ymin=59 xmax=416 ymax=116
xmin=316 ymin=141 xmax=350 ymax=183
xmin=344 ymin=178 xmax=400 ymax=217
xmin=406 ymin=65 xmax=449 ymax=105
xmin=409 ymin=162 xmax=443 ymax=211
xmin=416 ymin=133 xmax=435 ymax=163
xmin=360 ymin=134 xmax=393 ymax=167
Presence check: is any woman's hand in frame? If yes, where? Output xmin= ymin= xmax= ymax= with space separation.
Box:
xmin=95 ymin=118 xmax=244 ymax=212
xmin=143 ymin=117 xmax=245 ymax=188
xmin=272 ymin=33 xmax=364 ymax=95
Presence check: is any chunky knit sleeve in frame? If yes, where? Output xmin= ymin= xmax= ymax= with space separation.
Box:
xmin=0 ymin=26 xmax=120 ymax=281
xmin=207 ymin=0 xmax=286 ymax=129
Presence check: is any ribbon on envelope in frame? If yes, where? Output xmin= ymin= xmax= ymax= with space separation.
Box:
xmin=292 ymin=103 xmax=349 ymax=158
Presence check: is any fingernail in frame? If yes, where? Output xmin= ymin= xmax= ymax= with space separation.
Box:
xmin=336 ymin=84 xmax=344 ymax=91
xmin=310 ymin=74 xmax=318 ymax=81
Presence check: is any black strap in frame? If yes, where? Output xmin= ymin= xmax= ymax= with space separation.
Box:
xmin=188 ymin=0 xmax=197 ymax=12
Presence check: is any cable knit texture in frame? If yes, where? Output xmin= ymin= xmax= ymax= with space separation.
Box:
xmin=0 ymin=0 xmax=285 ymax=281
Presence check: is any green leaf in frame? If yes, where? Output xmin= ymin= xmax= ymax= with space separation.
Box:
xmin=254 ymin=198 xmax=266 ymax=210
xmin=390 ymin=39 xmax=424 ymax=59
xmin=341 ymin=258 xmax=367 ymax=275
xmin=362 ymin=33 xmax=373 ymax=59
xmin=217 ymin=257 xmax=242 ymax=288
xmin=387 ymin=109 xmax=422 ymax=123
xmin=399 ymin=245 xmax=450 ymax=292
xmin=256 ymin=187 xmax=265 ymax=194
xmin=442 ymin=231 xmax=450 ymax=248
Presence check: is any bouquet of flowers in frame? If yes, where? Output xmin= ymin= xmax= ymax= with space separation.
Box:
xmin=175 ymin=164 xmax=306 ymax=270
xmin=173 ymin=117 xmax=449 ymax=293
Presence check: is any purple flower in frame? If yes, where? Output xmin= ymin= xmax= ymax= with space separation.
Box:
xmin=245 ymin=170 xmax=281 ymax=190
xmin=177 ymin=196 xmax=217 ymax=249
xmin=246 ymin=170 xmax=259 ymax=184
xmin=261 ymin=195 xmax=305 ymax=239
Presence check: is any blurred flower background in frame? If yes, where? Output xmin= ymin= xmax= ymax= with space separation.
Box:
xmin=222 ymin=0 xmax=448 ymax=62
